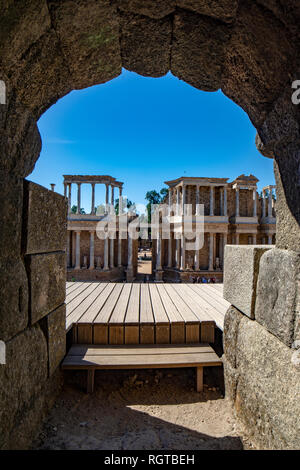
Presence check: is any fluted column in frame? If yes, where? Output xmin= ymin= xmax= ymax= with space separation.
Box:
xmin=103 ymin=236 xmax=109 ymax=270
xmin=253 ymin=189 xmax=257 ymax=217
xmin=180 ymin=236 xmax=186 ymax=270
xmin=110 ymin=235 xmax=114 ymax=268
xmin=210 ymin=186 xmax=214 ymax=216
xmin=262 ymin=190 xmax=266 ymax=218
xmin=91 ymin=183 xmax=95 ymax=215
xmin=77 ymin=183 xmax=81 ymax=214
xmin=268 ymin=188 xmax=273 ymax=217
xmin=235 ymin=188 xmax=240 ymax=217
xmin=182 ymin=185 xmax=186 ymax=215
xmin=68 ymin=183 xmax=72 ymax=214
xmin=223 ymin=187 xmax=227 ymax=216
xmin=66 ymin=231 xmax=71 ymax=267
xmin=105 ymin=183 xmax=109 ymax=213
xmin=88 ymin=231 xmax=95 ymax=269
xmin=236 ymin=233 xmax=240 ymax=245
xmin=111 ymin=185 xmax=115 ymax=212
xmin=119 ymin=186 xmax=123 ymax=215
xmin=209 ymin=233 xmax=214 ymax=271
xmin=75 ymin=231 xmax=81 ymax=269
xmin=64 ymin=183 xmax=67 ymax=197
xmin=196 ymin=185 xmax=200 ymax=215
xmin=156 ymin=232 xmax=162 ymax=271
xmin=176 ymin=187 xmax=180 ymax=215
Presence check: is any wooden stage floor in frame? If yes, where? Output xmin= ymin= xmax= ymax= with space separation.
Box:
xmin=66 ymin=282 xmax=229 ymax=346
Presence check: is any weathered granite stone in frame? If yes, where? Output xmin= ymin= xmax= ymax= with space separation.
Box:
xmin=171 ymin=10 xmax=230 ymax=91
xmin=225 ymin=312 xmax=300 ymax=449
xmin=116 ymin=0 xmax=175 ymax=19
xmin=26 ymin=252 xmax=66 ymax=325
xmin=0 ymin=324 xmax=48 ymax=449
xmin=177 ymin=0 xmax=239 ymax=23
xmin=40 ymin=304 xmax=66 ymax=377
xmin=223 ymin=306 xmax=244 ymax=368
xmin=24 ymin=180 xmax=67 ymax=255
xmin=119 ymin=11 xmax=171 ymax=77
xmin=273 ymin=146 xmax=300 ymax=252
xmin=223 ymin=245 xmax=271 ymax=319
xmin=222 ymin=1 xmax=295 ymax=128
xmin=49 ymin=0 xmax=122 ymax=90
xmin=255 ymin=248 xmax=300 ymax=347
xmin=223 ymin=355 xmax=239 ymax=403
xmin=0 ymin=256 xmax=29 ymax=342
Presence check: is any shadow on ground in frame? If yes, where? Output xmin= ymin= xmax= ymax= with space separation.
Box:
xmin=33 ymin=368 xmax=244 ymax=450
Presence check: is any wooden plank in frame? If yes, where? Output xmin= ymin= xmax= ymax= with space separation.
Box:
xmin=66 ymin=283 xmax=97 ymax=316
xmin=93 ymin=325 xmax=108 ymax=345
xmin=66 ymin=282 xmax=91 ymax=303
xmin=77 ymin=325 xmax=92 ymax=344
xmin=87 ymin=369 xmax=95 ymax=393
xmin=62 ymin=352 xmax=222 ymax=368
xmin=185 ymin=324 xmax=200 ymax=343
xmin=140 ymin=284 xmax=154 ymax=344
xmin=185 ymin=284 xmax=226 ymax=331
xmin=78 ymin=283 xmax=113 ymax=324
xmin=109 ymin=283 xmax=132 ymax=324
xmin=66 ymin=282 xmax=82 ymax=293
xmin=66 ymin=283 xmax=103 ymax=331
xmin=124 ymin=284 xmax=140 ymax=324
xmin=164 ymin=284 xmax=199 ymax=323
xmin=149 ymin=284 xmax=170 ymax=344
xmin=191 ymin=284 xmax=230 ymax=309
xmin=68 ymin=343 xmax=214 ymax=356
xmin=109 ymin=326 xmax=124 ymax=345
xmin=174 ymin=285 xmax=215 ymax=343
xmin=76 ymin=284 xmax=110 ymax=343
xmin=93 ymin=283 xmax=123 ymax=324
xmin=125 ymin=326 xmax=140 ymax=345
xmin=196 ymin=366 xmax=203 ymax=392
xmin=156 ymin=285 xmax=185 ymax=344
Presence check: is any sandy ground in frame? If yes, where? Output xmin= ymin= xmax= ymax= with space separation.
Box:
xmin=32 ymin=367 xmax=253 ymax=450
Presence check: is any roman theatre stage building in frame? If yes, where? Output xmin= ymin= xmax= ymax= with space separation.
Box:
xmin=153 ymin=175 xmax=276 ymax=282
xmin=63 ymin=175 xmax=138 ymax=282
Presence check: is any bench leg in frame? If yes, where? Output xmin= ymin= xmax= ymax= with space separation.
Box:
xmin=196 ymin=366 xmax=203 ymax=392
xmin=87 ymin=369 xmax=95 ymax=393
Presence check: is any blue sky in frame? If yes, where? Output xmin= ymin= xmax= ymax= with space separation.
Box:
xmin=30 ymin=69 xmax=275 ymax=212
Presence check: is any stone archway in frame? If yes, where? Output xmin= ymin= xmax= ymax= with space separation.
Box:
xmin=1 ymin=0 xmax=300 ymax=449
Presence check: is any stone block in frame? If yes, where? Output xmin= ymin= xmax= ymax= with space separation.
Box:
xmin=223 ymin=306 xmax=244 ymax=368
xmin=40 ymin=304 xmax=66 ymax=377
xmin=0 ymin=324 xmax=48 ymax=449
xmin=255 ymin=248 xmax=300 ymax=347
xmin=26 ymin=252 xmax=66 ymax=324
xmin=24 ymin=180 xmax=67 ymax=255
xmin=0 ymin=257 xmax=28 ymax=342
xmin=231 ymin=315 xmax=300 ymax=449
xmin=223 ymin=245 xmax=271 ymax=318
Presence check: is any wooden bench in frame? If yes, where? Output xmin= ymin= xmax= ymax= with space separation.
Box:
xmin=62 ymin=343 xmax=222 ymax=393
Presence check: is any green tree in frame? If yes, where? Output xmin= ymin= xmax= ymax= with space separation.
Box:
xmin=145 ymin=188 xmax=168 ymax=223
xmin=71 ymin=205 xmax=85 ymax=214
xmin=114 ymin=198 xmax=135 ymax=215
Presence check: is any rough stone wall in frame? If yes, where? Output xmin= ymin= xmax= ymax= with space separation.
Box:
xmin=0 ymin=180 xmax=67 ymax=449
xmin=223 ymin=246 xmax=300 ymax=449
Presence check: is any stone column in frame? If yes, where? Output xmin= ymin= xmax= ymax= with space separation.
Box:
xmin=268 ymin=188 xmax=273 ymax=218
xmin=64 ymin=183 xmax=67 ymax=197
xmin=220 ymin=188 xmax=223 ymax=216
xmin=110 ymin=235 xmax=114 ymax=268
xmin=262 ymin=190 xmax=266 ymax=218
xmin=156 ymin=232 xmax=162 ymax=271
xmin=72 ymin=231 xmax=76 ymax=267
xmin=89 ymin=231 xmax=95 ymax=270
xmin=220 ymin=233 xmax=228 ymax=269
xmin=118 ymin=233 xmax=122 ymax=267
xmin=180 ymin=235 xmax=186 ymax=270
xmin=111 ymin=185 xmax=114 ymax=212
xmin=176 ymin=187 xmax=180 ymax=215
xmin=105 ymin=183 xmax=109 ymax=213
xmin=195 ymin=185 xmax=200 ymax=215
xmin=75 ymin=231 xmax=81 ymax=269
xmin=68 ymin=183 xmax=72 ymax=214
xmin=268 ymin=235 xmax=273 ymax=245
xmin=91 ymin=183 xmax=95 ymax=215
xmin=66 ymin=231 xmax=71 ymax=267
xmin=182 ymin=185 xmax=186 ymax=215
xmin=194 ymin=238 xmax=200 ymax=271
xmin=253 ymin=234 xmax=257 ymax=245
xmin=236 ymin=233 xmax=240 ymax=245
xmin=210 ymin=186 xmax=214 ymax=216
xmin=235 ymin=187 xmax=240 ymax=217
xmin=127 ymin=235 xmax=133 ymax=272
xmin=209 ymin=233 xmax=214 ymax=271
xmin=77 ymin=183 xmax=81 ymax=214
xmin=253 ymin=189 xmax=257 ymax=217
xmin=103 ymin=236 xmax=109 ymax=270
xmin=224 ymin=187 xmax=227 ymax=216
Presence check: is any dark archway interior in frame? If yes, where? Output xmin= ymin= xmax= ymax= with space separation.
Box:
xmin=1 ymin=0 xmax=300 ymax=450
